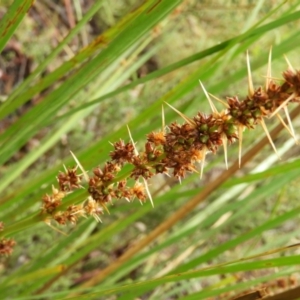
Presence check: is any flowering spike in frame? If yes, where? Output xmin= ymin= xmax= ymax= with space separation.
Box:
xmin=126 ymin=125 xmax=139 ymax=156
xmin=164 ymin=102 xmax=196 ymax=126
xmin=70 ymin=151 xmax=89 ymax=182
xmin=246 ymin=51 xmax=254 ymax=98
xmin=199 ymin=80 xmax=218 ymax=113
xmin=265 ymin=47 xmax=272 ymax=91
xmin=238 ymin=125 xmax=244 ymax=167
xmin=142 ymin=178 xmax=154 ymax=208
xmin=38 ymin=54 xmax=300 ymax=232
xmin=284 ymin=55 xmax=295 ymax=73
xmin=208 ymin=93 xmax=230 ymax=108
xmin=269 ymin=93 xmax=295 ymax=118
xmin=222 ymin=133 xmax=228 ymax=169
xmin=283 ymin=106 xmax=298 ymax=144
xmin=259 ymin=119 xmax=280 ymax=159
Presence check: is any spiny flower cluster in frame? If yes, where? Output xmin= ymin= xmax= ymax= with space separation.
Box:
xmin=41 ymin=167 xmax=103 ymax=225
xmin=0 ymin=222 xmax=16 ymax=255
xmin=41 ymin=53 xmax=300 ymax=228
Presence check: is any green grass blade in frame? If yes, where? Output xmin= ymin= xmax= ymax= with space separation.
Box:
xmin=0 ymin=0 xmax=32 ymax=53
xmin=59 ymin=255 xmax=300 ymax=298
xmin=5 ymin=0 xmax=106 ymax=101
xmin=54 ymin=8 xmax=300 ymax=120
xmin=0 ymin=0 xmax=183 ymax=120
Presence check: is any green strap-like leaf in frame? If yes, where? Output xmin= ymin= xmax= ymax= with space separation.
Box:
xmin=0 ymin=0 xmax=32 ymax=53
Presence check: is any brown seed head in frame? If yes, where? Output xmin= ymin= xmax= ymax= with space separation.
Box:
xmin=147 ymin=131 xmax=166 ymax=145
xmin=110 ymin=139 xmax=136 ymax=164
xmin=57 ymin=167 xmax=82 ymax=191
xmin=0 ymin=238 xmax=16 ymax=256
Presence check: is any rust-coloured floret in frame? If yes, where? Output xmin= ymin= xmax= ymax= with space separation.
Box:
xmin=110 ymin=139 xmax=136 ymax=164
xmin=130 ymin=156 xmax=154 ymax=180
xmin=147 ymin=131 xmax=166 ymax=145
xmin=131 ymin=182 xmax=147 ymax=202
xmin=0 ymin=238 xmax=16 ymax=256
xmin=83 ymin=198 xmax=103 ymax=222
xmin=57 ymin=167 xmax=82 ymax=192
xmin=41 ymin=186 xmax=66 ymax=214
xmin=282 ymin=69 xmax=300 ymax=96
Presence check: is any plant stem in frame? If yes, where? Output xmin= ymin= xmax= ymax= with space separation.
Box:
xmin=1 ymin=213 xmax=43 ymax=238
